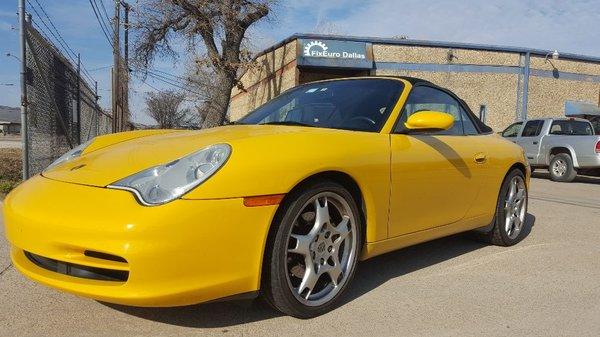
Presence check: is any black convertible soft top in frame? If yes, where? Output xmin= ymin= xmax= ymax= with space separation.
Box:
xmin=391 ymin=76 xmax=494 ymax=134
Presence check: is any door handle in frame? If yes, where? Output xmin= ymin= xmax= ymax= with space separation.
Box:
xmin=533 ymin=141 xmax=538 ymax=145
xmin=474 ymin=153 xmax=487 ymax=164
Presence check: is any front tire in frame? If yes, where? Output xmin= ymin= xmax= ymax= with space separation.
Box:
xmin=262 ymin=181 xmax=362 ymax=318
xmin=549 ymin=153 xmax=577 ymax=182
xmin=481 ymin=169 xmax=528 ymax=246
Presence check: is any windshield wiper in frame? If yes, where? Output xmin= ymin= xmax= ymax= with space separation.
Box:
xmin=260 ymin=121 xmax=315 ymax=127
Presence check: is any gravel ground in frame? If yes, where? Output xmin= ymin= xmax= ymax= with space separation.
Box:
xmin=1 ymin=173 xmax=599 ymax=337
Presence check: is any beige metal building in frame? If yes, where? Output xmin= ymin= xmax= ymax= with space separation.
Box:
xmin=230 ymin=34 xmax=600 ymax=131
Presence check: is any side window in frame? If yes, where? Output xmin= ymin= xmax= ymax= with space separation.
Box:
xmin=521 ymin=120 xmax=543 ymax=137
xmin=550 ymin=120 xmax=594 ymax=136
xmin=460 ymin=108 xmax=479 ymax=135
xmin=502 ymin=122 xmax=523 ymax=138
xmin=590 ymin=117 xmax=600 ymax=135
xmin=395 ymin=86 xmax=473 ymax=135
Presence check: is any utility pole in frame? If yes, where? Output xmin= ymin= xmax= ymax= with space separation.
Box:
xmin=111 ymin=0 xmax=120 ymax=133
xmin=124 ymin=3 xmax=129 ymax=72
xmin=122 ymin=2 xmax=130 ymax=131
xmin=76 ymin=53 xmax=81 ymax=143
xmin=94 ymin=80 xmax=99 ymax=136
xmin=18 ymin=0 xmax=29 ymax=179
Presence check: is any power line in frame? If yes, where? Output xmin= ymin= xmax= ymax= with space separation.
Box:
xmin=148 ymin=68 xmax=190 ymax=82
xmin=27 ymin=3 xmax=78 ymax=63
xmin=144 ymin=71 xmax=203 ymax=97
xmin=31 ymin=0 xmax=80 ymax=60
xmin=88 ymin=0 xmax=114 ymax=47
xmin=29 ymin=19 xmax=95 ymax=85
xmin=139 ymin=80 xmax=205 ymax=104
xmin=27 ymin=0 xmax=97 ymax=84
xmin=138 ymin=69 xmax=204 ymax=97
xmin=87 ymin=65 xmax=112 ymax=71
xmin=132 ymin=66 xmax=193 ymax=85
xmin=28 ymin=0 xmax=95 ymax=83
xmin=141 ymin=79 xmax=161 ymax=92
xmin=98 ymin=0 xmax=115 ymax=35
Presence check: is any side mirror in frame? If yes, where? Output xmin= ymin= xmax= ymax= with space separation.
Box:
xmin=404 ymin=111 xmax=454 ymax=132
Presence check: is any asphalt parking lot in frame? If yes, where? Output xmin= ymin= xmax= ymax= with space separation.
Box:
xmin=1 ymin=172 xmax=599 ymax=337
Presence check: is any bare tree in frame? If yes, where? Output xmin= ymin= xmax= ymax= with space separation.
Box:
xmin=145 ymin=90 xmax=193 ymax=128
xmin=133 ymin=0 xmax=272 ymax=128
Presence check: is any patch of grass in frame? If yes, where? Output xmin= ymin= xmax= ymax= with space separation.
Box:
xmin=0 ymin=180 xmax=19 ymax=194
xmin=0 ymin=148 xmax=22 ymax=195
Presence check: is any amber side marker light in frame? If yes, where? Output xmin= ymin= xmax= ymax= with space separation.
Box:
xmin=243 ymin=194 xmax=285 ymax=207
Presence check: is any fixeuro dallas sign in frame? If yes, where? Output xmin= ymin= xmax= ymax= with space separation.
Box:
xmin=303 ymin=40 xmax=366 ymax=59
xmin=297 ymin=38 xmax=373 ymax=69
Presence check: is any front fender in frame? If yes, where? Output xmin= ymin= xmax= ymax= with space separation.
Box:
xmin=183 ymin=131 xmax=392 ymax=243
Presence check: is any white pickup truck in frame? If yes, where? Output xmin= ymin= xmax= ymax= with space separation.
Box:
xmin=501 ymin=117 xmax=600 ymax=182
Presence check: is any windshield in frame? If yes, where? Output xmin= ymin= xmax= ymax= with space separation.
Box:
xmin=239 ymin=79 xmax=404 ymax=132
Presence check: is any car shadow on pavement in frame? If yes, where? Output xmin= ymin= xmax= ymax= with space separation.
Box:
xmin=532 ymin=171 xmax=600 ymax=185
xmin=103 ymin=213 xmax=535 ymax=328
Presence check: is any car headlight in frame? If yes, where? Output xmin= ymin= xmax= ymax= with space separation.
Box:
xmin=107 ymin=144 xmax=231 ymax=206
xmin=45 ymin=139 xmax=94 ymax=171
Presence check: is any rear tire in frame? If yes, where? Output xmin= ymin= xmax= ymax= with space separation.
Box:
xmin=549 ymin=153 xmax=577 ymax=182
xmin=261 ymin=181 xmax=363 ymax=318
xmin=478 ymin=169 xmax=528 ymax=246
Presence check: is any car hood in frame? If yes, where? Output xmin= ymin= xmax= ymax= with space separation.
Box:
xmin=42 ymin=125 xmax=347 ymax=188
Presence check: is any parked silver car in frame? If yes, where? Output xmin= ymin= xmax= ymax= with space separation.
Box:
xmin=501 ymin=118 xmax=600 ymax=182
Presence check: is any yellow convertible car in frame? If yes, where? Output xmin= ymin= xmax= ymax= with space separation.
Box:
xmin=3 ymin=77 xmax=529 ymax=318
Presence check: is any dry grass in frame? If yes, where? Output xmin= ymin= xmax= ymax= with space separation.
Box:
xmin=0 ymin=148 xmax=22 ymax=195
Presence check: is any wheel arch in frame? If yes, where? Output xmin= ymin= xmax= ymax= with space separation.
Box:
xmin=477 ymin=161 xmax=528 ymax=234
xmin=547 ymin=146 xmax=579 ymax=167
xmin=259 ymin=170 xmax=368 ymax=291
xmin=274 ymin=170 xmax=367 ymax=246
xmin=508 ymin=162 xmax=527 ymax=177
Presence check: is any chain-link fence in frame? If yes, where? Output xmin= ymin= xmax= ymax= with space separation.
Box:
xmin=24 ymin=23 xmax=112 ymax=175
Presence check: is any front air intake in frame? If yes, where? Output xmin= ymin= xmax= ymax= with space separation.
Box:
xmin=84 ymin=250 xmax=127 ymax=263
xmin=25 ymin=251 xmax=128 ymax=282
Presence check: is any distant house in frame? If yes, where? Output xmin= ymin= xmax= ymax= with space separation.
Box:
xmin=0 ymin=106 xmax=21 ymax=135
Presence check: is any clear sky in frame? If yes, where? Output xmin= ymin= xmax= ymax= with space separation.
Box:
xmin=1 ymin=0 xmax=599 ymax=124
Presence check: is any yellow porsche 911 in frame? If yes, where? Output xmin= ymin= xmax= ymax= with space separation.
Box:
xmin=3 ymin=77 xmax=529 ymax=318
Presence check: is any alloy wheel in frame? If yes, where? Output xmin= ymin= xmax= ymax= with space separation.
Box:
xmin=285 ymin=192 xmax=357 ymax=307
xmin=504 ymin=175 xmax=527 ymax=240
xmin=552 ymin=159 xmax=567 ymax=176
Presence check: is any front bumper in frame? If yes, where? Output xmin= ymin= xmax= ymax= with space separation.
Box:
xmin=3 ymin=175 xmax=277 ymax=306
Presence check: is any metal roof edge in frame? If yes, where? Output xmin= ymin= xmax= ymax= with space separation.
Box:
xmin=254 ymin=33 xmax=600 ymax=64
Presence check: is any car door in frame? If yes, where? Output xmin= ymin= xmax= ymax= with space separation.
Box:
xmin=516 ymin=120 xmax=544 ymax=165
xmin=388 ymin=85 xmax=485 ymax=237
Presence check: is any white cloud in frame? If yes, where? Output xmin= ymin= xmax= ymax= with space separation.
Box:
xmin=2 ymin=0 xmax=598 ymax=121
xmin=0 ymin=9 xmax=16 ymax=18
xmin=0 ymin=20 xmax=12 ymax=31
xmin=254 ymin=0 xmax=600 ymax=57
xmin=319 ymin=0 xmax=600 ymax=56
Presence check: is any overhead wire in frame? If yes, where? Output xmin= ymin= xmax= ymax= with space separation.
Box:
xmin=88 ymin=0 xmax=115 ymax=47
xmin=27 ymin=0 xmax=98 ymax=84
xmin=144 ymin=71 xmax=203 ymax=96
xmin=98 ymin=0 xmax=115 ymax=36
